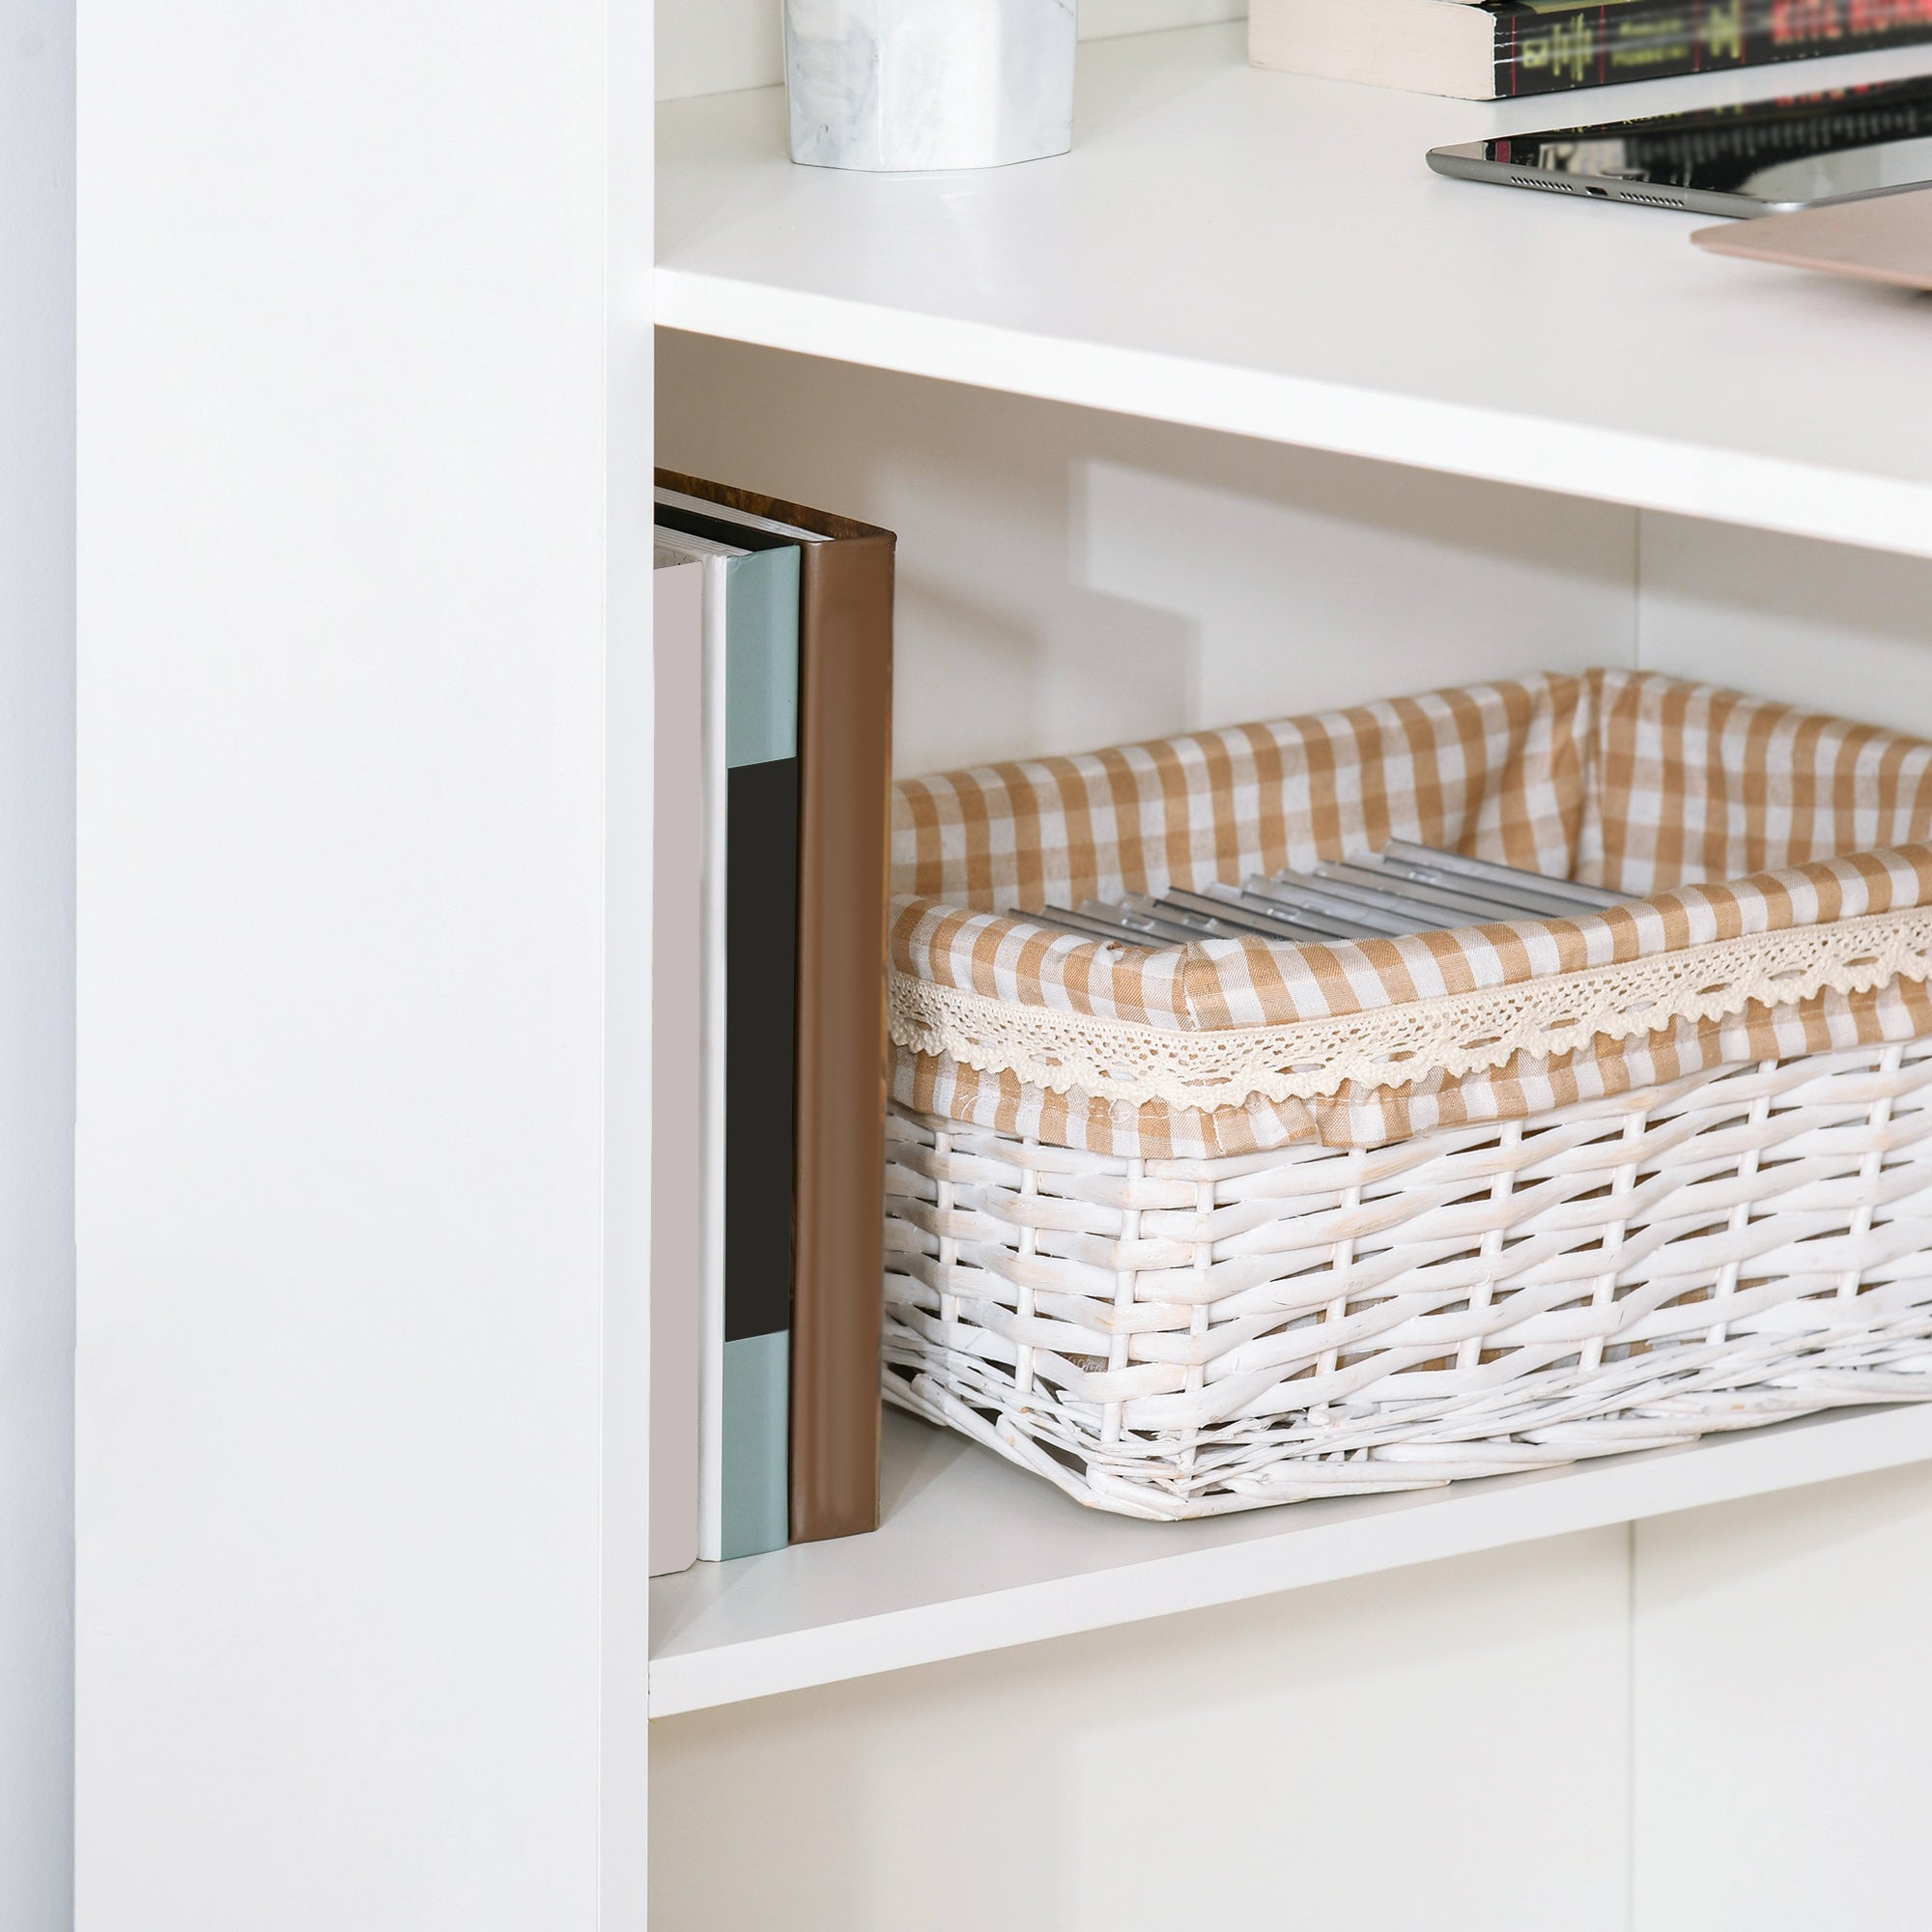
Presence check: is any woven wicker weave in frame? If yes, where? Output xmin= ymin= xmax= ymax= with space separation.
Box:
xmin=881 ymin=671 xmax=1932 ymax=1517
xmin=885 ymin=1042 xmax=1932 ymax=1516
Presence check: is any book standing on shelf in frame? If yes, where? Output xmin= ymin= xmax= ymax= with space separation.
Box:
xmin=649 ymin=546 xmax=705 ymax=1578
xmin=1250 ymin=0 xmax=1932 ymax=98
xmin=658 ymin=476 xmax=896 ymax=1550
xmin=654 ymin=474 xmax=897 ymax=1561
xmin=652 ymin=522 xmax=799 ymax=1565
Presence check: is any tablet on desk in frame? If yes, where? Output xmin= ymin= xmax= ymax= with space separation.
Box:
xmin=1430 ymin=71 xmax=1932 ymax=216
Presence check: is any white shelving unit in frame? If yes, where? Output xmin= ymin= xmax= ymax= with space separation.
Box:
xmin=64 ymin=10 xmax=1932 ymax=1927
xmin=651 ymin=22 xmax=1932 ymax=1735
xmin=659 ymin=25 xmax=1932 ymax=557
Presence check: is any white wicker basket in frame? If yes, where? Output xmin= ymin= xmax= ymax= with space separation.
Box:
xmin=880 ymin=670 xmax=1932 ymax=1518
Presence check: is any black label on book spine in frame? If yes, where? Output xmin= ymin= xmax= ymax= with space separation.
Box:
xmin=724 ymin=753 xmax=799 ymax=1344
xmin=1495 ymin=0 xmax=1932 ymax=95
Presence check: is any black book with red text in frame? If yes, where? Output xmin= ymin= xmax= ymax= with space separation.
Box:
xmin=1251 ymin=0 xmax=1932 ymax=99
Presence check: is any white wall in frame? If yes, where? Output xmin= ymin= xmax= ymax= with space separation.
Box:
xmin=1635 ymin=512 xmax=1932 ymax=737
xmin=74 ymin=10 xmax=650 ymax=1927
xmin=0 ymin=8 xmax=75 ymax=1930
xmin=659 ymin=0 xmax=1248 ymax=100
xmin=656 ymin=329 xmax=1637 ymax=776
xmin=1634 ymin=1461 xmax=1932 ymax=1931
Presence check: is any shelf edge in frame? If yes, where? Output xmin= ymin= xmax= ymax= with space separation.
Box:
xmin=647 ymin=1400 xmax=1932 ymax=1718
xmin=655 ymin=268 xmax=1932 ymax=561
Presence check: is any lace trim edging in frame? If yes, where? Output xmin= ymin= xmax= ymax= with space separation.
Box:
xmin=886 ymin=906 xmax=1932 ymax=1111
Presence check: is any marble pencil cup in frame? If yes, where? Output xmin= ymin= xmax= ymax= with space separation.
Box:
xmin=784 ymin=0 xmax=1076 ymax=173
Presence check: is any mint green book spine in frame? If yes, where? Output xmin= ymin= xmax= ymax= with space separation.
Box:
xmin=719 ymin=545 xmax=799 ymax=1559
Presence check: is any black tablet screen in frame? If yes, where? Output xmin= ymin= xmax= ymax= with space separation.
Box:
xmin=1484 ymin=73 xmax=1932 ymax=199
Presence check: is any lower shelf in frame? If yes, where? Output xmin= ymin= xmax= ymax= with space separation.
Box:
xmin=647 ymin=1397 xmax=1932 ymax=1718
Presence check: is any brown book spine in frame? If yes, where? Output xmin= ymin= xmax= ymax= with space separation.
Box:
xmin=656 ymin=470 xmax=895 ymax=1544
xmin=790 ymin=534 xmax=894 ymax=1542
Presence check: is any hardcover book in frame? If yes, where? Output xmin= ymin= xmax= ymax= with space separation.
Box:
xmin=653 ymin=522 xmax=799 ymax=1564
xmin=1250 ymin=0 xmax=1932 ymax=99
xmin=649 ymin=549 xmax=704 ymax=1578
xmin=657 ymin=473 xmax=896 ymax=1548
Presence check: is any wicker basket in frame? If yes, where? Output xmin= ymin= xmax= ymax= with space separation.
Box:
xmin=881 ymin=669 xmax=1932 ymax=1518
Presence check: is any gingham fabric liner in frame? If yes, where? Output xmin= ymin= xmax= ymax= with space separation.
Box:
xmin=889 ymin=669 xmax=1932 ymax=1155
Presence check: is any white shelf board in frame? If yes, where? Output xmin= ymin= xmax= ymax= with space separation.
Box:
xmin=658 ymin=26 xmax=1932 ymax=556
xmin=649 ymin=1398 xmax=1932 ymax=1716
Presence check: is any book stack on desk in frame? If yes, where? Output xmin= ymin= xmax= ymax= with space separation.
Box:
xmin=1250 ymin=0 xmax=1932 ymax=98
xmin=650 ymin=475 xmax=895 ymax=1572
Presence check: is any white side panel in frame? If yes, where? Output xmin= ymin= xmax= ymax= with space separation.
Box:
xmin=657 ymin=0 xmax=1250 ymax=101
xmin=76 ymin=9 xmax=630 ymax=1927
xmin=603 ymin=0 xmax=657 ymax=1916
xmin=0 ymin=9 xmax=75 ymax=1930
xmin=656 ymin=331 xmax=1639 ymax=777
xmin=1633 ymin=1463 xmax=1932 ymax=1930
xmin=1636 ymin=512 xmax=1932 ymax=733
xmin=653 ymin=1528 xmax=1632 ymax=1932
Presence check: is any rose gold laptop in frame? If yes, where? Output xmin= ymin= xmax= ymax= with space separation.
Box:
xmin=1691 ymin=187 xmax=1932 ymax=293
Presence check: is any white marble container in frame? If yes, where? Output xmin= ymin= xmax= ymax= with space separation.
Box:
xmin=785 ymin=0 xmax=1076 ymax=173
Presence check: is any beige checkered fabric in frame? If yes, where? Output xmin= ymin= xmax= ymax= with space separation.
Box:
xmin=889 ymin=670 xmax=1932 ymax=1155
